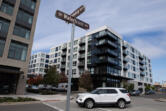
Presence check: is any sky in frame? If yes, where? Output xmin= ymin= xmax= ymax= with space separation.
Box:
xmin=32 ymin=0 xmax=166 ymax=83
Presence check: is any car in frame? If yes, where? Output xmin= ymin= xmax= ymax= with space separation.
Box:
xmin=145 ymin=90 xmax=155 ymax=95
xmin=130 ymin=90 xmax=141 ymax=96
xmin=76 ymin=87 xmax=131 ymax=109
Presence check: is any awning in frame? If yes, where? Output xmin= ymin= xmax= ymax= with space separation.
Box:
xmin=0 ymin=67 xmax=24 ymax=74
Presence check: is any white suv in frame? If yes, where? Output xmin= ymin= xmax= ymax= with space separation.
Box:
xmin=76 ymin=87 xmax=131 ymax=109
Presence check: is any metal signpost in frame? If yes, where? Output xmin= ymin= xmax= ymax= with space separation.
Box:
xmin=55 ymin=5 xmax=89 ymax=111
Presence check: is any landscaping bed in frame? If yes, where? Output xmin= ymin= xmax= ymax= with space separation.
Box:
xmin=0 ymin=97 xmax=37 ymax=103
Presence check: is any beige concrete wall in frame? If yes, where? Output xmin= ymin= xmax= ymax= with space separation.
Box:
xmin=0 ymin=0 xmax=40 ymax=94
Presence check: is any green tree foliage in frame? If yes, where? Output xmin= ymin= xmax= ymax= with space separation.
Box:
xmin=145 ymin=85 xmax=151 ymax=92
xmin=79 ymin=71 xmax=93 ymax=91
xmin=123 ymin=83 xmax=134 ymax=92
xmin=43 ymin=66 xmax=60 ymax=86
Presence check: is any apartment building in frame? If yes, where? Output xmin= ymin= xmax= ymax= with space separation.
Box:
xmin=28 ymin=52 xmax=49 ymax=77
xmin=0 ymin=0 xmax=40 ymax=94
xmin=29 ymin=26 xmax=153 ymax=92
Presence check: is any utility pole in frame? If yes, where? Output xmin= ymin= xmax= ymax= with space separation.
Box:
xmin=55 ymin=5 xmax=89 ymax=111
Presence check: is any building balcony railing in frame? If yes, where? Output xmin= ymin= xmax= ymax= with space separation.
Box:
xmin=61 ymin=65 xmax=66 ymax=69
xmin=140 ymin=66 xmax=145 ymax=71
xmin=61 ymin=59 xmax=66 ymax=63
xmin=123 ymin=58 xmax=129 ymax=63
xmin=78 ymin=62 xmax=85 ymax=67
xmin=79 ymin=47 xmax=85 ymax=52
xmin=123 ymin=65 xmax=128 ymax=71
xmin=96 ymin=49 xmax=118 ymax=57
xmin=62 ymin=45 xmax=67 ymax=50
xmin=140 ymin=72 xmax=145 ymax=76
xmin=96 ymin=40 xmax=117 ymax=48
xmin=79 ymin=39 xmax=85 ymax=45
xmin=96 ymin=57 xmax=118 ymax=65
xmin=95 ymin=30 xmax=118 ymax=41
xmin=87 ymin=52 xmax=91 ymax=56
xmin=79 ymin=54 xmax=85 ymax=59
xmin=61 ymin=52 xmax=66 ymax=56
xmin=3 ymin=0 xmax=16 ymax=5
xmin=139 ymin=55 xmax=144 ymax=60
xmin=139 ymin=60 xmax=145 ymax=65
xmin=123 ymin=50 xmax=128 ymax=56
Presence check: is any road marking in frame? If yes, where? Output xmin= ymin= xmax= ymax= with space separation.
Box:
xmin=42 ymin=102 xmax=64 ymax=111
xmin=96 ymin=108 xmax=112 ymax=111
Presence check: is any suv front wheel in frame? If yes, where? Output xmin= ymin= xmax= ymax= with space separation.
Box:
xmin=118 ymin=99 xmax=126 ymax=109
xmin=84 ymin=99 xmax=94 ymax=109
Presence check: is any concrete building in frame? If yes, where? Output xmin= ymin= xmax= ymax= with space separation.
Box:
xmin=29 ymin=26 xmax=153 ymax=91
xmin=28 ymin=52 xmax=49 ymax=77
xmin=0 ymin=0 xmax=40 ymax=94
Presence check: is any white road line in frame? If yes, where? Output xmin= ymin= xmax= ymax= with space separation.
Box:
xmin=42 ymin=102 xmax=64 ymax=111
xmin=96 ymin=108 xmax=112 ymax=111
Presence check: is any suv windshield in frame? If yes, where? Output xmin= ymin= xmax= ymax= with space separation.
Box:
xmin=120 ymin=89 xmax=128 ymax=93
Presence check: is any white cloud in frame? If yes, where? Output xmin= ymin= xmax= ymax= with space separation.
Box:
xmin=131 ymin=36 xmax=166 ymax=59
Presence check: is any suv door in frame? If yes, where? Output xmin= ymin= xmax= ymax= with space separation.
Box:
xmin=105 ymin=89 xmax=118 ymax=103
xmin=93 ymin=89 xmax=107 ymax=103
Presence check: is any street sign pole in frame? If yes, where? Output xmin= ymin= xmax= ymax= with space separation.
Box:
xmin=66 ymin=24 xmax=75 ymax=111
xmin=55 ymin=5 xmax=89 ymax=111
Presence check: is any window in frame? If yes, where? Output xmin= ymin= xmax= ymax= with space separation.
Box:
xmin=8 ymin=41 xmax=28 ymax=61
xmin=13 ymin=25 xmax=30 ymax=39
xmin=0 ymin=39 xmax=5 ymax=57
xmin=107 ymin=89 xmax=118 ymax=94
xmin=20 ymin=0 xmax=36 ymax=11
xmin=0 ymin=18 xmax=10 ymax=38
xmin=73 ymin=61 xmax=77 ymax=66
xmin=74 ymin=40 xmax=78 ymax=45
xmin=54 ymin=59 xmax=57 ymax=63
xmin=16 ymin=10 xmax=33 ymax=25
xmin=72 ymin=69 xmax=76 ymax=74
xmin=0 ymin=2 xmax=14 ymax=15
xmin=55 ymin=47 xmax=58 ymax=51
xmin=119 ymin=89 xmax=128 ymax=93
xmin=55 ymin=53 xmax=57 ymax=57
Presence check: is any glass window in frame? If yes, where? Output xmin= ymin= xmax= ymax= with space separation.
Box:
xmin=0 ymin=39 xmax=5 ymax=57
xmin=0 ymin=2 xmax=14 ymax=15
xmin=8 ymin=41 xmax=28 ymax=61
xmin=13 ymin=25 xmax=30 ymax=39
xmin=119 ymin=89 xmax=128 ymax=93
xmin=16 ymin=10 xmax=33 ymax=25
xmin=20 ymin=0 xmax=36 ymax=10
xmin=107 ymin=89 xmax=118 ymax=94
xmin=0 ymin=18 xmax=10 ymax=38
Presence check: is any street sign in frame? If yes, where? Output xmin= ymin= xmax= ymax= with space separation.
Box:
xmin=55 ymin=5 xmax=89 ymax=111
xmin=71 ymin=5 xmax=85 ymax=17
xmin=56 ymin=10 xmax=89 ymax=30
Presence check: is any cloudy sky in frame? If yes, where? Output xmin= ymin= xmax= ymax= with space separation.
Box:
xmin=33 ymin=0 xmax=166 ymax=83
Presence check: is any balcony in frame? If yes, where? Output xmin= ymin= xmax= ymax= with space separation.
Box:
xmin=87 ymin=52 xmax=91 ymax=56
xmin=139 ymin=55 xmax=144 ymax=60
xmin=96 ymin=49 xmax=117 ymax=57
xmin=3 ymin=0 xmax=16 ymax=5
xmin=61 ymin=59 xmax=66 ymax=63
xmin=139 ymin=60 xmax=145 ymax=65
xmin=61 ymin=52 xmax=66 ymax=56
xmin=123 ymin=65 xmax=128 ymax=71
xmin=79 ymin=54 xmax=85 ymax=59
xmin=96 ymin=57 xmax=117 ymax=65
xmin=79 ymin=47 xmax=85 ymax=52
xmin=96 ymin=40 xmax=117 ymax=48
xmin=78 ymin=62 xmax=85 ymax=67
xmin=123 ymin=50 xmax=128 ymax=56
xmin=95 ymin=31 xmax=118 ymax=41
xmin=140 ymin=72 xmax=145 ymax=76
xmin=79 ymin=39 xmax=85 ymax=45
xmin=123 ymin=58 xmax=129 ymax=63
xmin=16 ymin=18 xmax=32 ymax=29
xmin=123 ymin=44 xmax=128 ymax=49
xmin=140 ymin=66 xmax=145 ymax=71
xmin=62 ymin=45 xmax=67 ymax=50
xmin=0 ymin=30 xmax=8 ymax=38
xmin=61 ymin=65 xmax=66 ymax=69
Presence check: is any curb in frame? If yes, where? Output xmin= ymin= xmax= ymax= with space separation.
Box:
xmin=155 ymin=98 xmax=166 ymax=102
xmin=0 ymin=101 xmax=41 ymax=106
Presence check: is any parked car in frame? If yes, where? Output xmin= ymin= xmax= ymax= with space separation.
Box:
xmin=38 ymin=84 xmax=46 ymax=90
xmin=145 ymin=90 xmax=155 ymax=95
xmin=76 ymin=87 xmax=131 ymax=109
xmin=130 ymin=90 xmax=141 ymax=96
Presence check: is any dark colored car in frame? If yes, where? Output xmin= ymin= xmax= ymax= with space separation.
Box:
xmin=130 ymin=90 xmax=141 ymax=96
xmin=145 ymin=90 xmax=155 ymax=95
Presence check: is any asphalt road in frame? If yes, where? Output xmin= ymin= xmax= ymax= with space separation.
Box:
xmin=0 ymin=103 xmax=58 ymax=111
xmin=46 ymin=96 xmax=166 ymax=111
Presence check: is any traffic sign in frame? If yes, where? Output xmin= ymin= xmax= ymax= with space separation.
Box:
xmin=71 ymin=5 xmax=85 ymax=17
xmin=56 ymin=10 xmax=89 ymax=30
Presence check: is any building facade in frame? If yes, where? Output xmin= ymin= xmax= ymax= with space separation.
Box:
xmin=0 ymin=0 xmax=40 ymax=94
xmin=29 ymin=26 xmax=153 ymax=92
xmin=28 ymin=52 xmax=49 ymax=77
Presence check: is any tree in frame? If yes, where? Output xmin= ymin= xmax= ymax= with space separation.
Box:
xmin=43 ymin=66 xmax=60 ymax=86
xmin=59 ymin=72 xmax=68 ymax=83
xmin=145 ymin=85 xmax=151 ymax=92
xmin=79 ymin=70 xmax=93 ymax=91
xmin=123 ymin=83 xmax=134 ymax=92
xmin=27 ymin=75 xmax=43 ymax=85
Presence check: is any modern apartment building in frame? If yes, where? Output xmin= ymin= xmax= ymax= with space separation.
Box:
xmin=29 ymin=26 xmax=153 ymax=92
xmin=0 ymin=0 xmax=40 ymax=94
xmin=28 ymin=52 xmax=49 ymax=77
